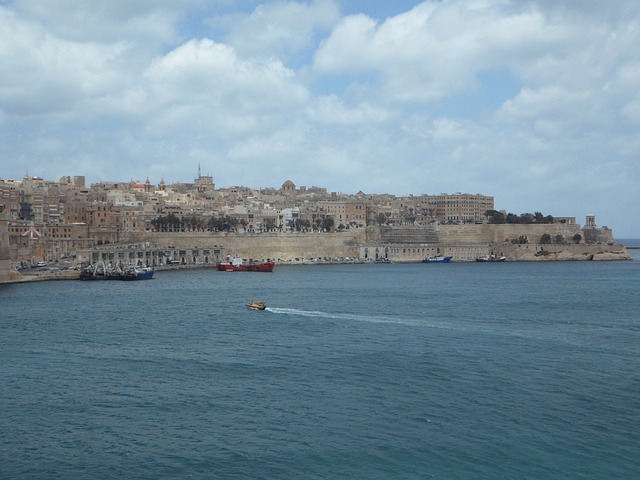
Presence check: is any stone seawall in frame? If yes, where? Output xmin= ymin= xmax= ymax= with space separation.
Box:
xmin=137 ymin=225 xmax=627 ymax=263
xmin=73 ymin=224 xmax=628 ymax=268
xmin=363 ymin=224 xmax=628 ymax=262
xmin=6 ymin=223 xmax=629 ymax=283
xmin=140 ymin=230 xmax=365 ymax=262
xmin=0 ymin=218 xmax=14 ymax=282
xmin=502 ymin=243 xmax=631 ymax=261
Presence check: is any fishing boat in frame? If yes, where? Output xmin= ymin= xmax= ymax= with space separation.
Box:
xmin=375 ymin=257 xmax=391 ymax=263
xmin=80 ymin=262 xmax=154 ymax=280
xmin=423 ymin=255 xmax=453 ymax=263
xmin=79 ymin=262 xmax=119 ymax=280
xmin=122 ymin=266 xmax=155 ymax=280
xmin=216 ymin=256 xmax=275 ymax=272
xmin=246 ymin=300 xmax=267 ymax=310
xmin=476 ymin=255 xmax=507 ymax=262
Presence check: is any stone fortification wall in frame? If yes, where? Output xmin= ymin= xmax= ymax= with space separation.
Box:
xmin=582 ymin=227 xmax=615 ymax=244
xmin=437 ymin=223 xmax=583 ymax=245
xmin=363 ymin=224 xmax=627 ymax=262
xmin=75 ymin=224 xmax=629 ymax=268
xmin=372 ymin=223 xmax=589 ymax=245
xmin=0 ymin=218 xmax=16 ymax=282
xmin=502 ymin=243 xmax=630 ymax=261
xmin=137 ymin=225 xmax=622 ymax=262
xmin=360 ymin=224 xmax=632 ymax=262
xmin=146 ymin=230 xmax=364 ymax=262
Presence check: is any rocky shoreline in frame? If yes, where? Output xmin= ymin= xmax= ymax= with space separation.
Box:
xmin=503 ymin=243 xmax=632 ymax=261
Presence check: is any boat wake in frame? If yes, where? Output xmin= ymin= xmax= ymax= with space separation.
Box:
xmin=263 ymin=308 xmax=606 ymax=347
xmin=264 ymin=307 xmax=417 ymax=326
xmin=262 ymin=308 xmax=586 ymax=345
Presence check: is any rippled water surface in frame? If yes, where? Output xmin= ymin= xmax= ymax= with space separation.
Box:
xmin=2 ymin=257 xmax=640 ymax=479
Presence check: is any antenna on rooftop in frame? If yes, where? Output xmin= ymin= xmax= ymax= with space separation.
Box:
xmin=198 ymin=163 xmax=201 ymax=179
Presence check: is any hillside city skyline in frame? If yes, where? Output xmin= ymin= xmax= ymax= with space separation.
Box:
xmin=3 ymin=167 xmax=627 ymax=272
xmin=4 ymin=167 xmax=619 ymax=269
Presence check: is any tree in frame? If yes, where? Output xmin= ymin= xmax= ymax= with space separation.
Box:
xmin=299 ymin=219 xmax=311 ymax=232
xmin=151 ymin=213 xmax=183 ymax=232
xmin=376 ymin=212 xmax=388 ymax=226
xmin=186 ymin=215 xmax=199 ymax=232
xmin=554 ymin=234 xmax=564 ymax=244
xmin=485 ymin=210 xmax=505 ymax=224
xmin=166 ymin=213 xmax=182 ymax=232
xmin=540 ymin=233 xmax=552 ymax=244
xmin=264 ymin=218 xmax=276 ymax=232
xmin=287 ymin=218 xmax=299 ymax=231
xmin=506 ymin=213 xmax=520 ymax=224
xmin=404 ymin=214 xmax=417 ymax=224
xmin=572 ymin=233 xmax=582 ymax=244
xmin=521 ymin=213 xmax=535 ymax=224
xmin=322 ymin=216 xmax=335 ymax=232
xmin=226 ymin=215 xmax=239 ymax=232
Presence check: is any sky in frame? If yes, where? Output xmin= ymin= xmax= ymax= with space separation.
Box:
xmin=1 ymin=0 xmax=639 ymax=237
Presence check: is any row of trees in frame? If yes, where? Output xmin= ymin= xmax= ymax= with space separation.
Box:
xmin=540 ymin=233 xmax=582 ymax=244
xmin=485 ymin=210 xmax=557 ymax=224
xmin=150 ymin=213 xmax=336 ymax=233
xmin=150 ymin=213 xmax=247 ymax=233
xmin=510 ymin=233 xmax=583 ymax=245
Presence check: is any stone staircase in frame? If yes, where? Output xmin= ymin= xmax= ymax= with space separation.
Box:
xmin=380 ymin=225 xmax=440 ymax=244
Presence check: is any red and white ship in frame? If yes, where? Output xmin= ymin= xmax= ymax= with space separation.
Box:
xmin=216 ymin=256 xmax=275 ymax=272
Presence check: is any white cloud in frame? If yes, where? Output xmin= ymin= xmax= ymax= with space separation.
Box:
xmin=209 ymin=0 xmax=340 ymax=60
xmin=307 ymin=95 xmax=395 ymax=126
xmin=8 ymin=0 xmax=194 ymax=43
xmin=0 ymin=8 xmax=131 ymax=115
xmin=313 ymin=2 xmax=557 ymax=102
xmin=141 ymin=38 xmax=309 ymax=140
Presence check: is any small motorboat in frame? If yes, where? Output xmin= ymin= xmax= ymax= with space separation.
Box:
xmin=247 ymin=300 xmax=267 ymax=310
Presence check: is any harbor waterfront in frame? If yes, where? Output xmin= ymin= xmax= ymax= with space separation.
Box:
xmin=1 ymin=252 xmax=639 ymax=479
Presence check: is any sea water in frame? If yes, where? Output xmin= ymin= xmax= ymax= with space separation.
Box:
xmin=1 ymin=253 xmax=639 ymax=479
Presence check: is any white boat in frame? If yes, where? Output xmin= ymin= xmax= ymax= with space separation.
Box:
xmin=476 ymin=255 xmax=507 ymax=262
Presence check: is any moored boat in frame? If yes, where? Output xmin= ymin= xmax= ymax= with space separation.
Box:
xmin=216 ymin=256 xmax=275 ymax=272
xmin=423 ymin=255 xmax=453 ymax=263
xmin=79 ymin=262 xmax=121 ymax=280
xmin=122 ymin=266 xmax=155 ymax=280
xmin=476 ymin=255 xmax=507 ymax=262
xmin=80 ymin=263 xmax=154 ymax=280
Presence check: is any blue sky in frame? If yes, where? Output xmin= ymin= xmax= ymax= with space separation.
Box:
xmin=1 ymin=0 xmax=639 ymax=237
